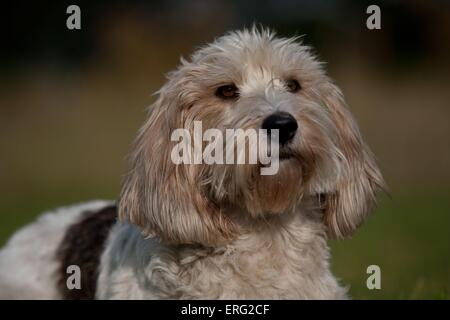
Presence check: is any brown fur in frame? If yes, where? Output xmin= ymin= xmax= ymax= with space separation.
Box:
xmin=56 ymin=205 xmax=117 ymax=299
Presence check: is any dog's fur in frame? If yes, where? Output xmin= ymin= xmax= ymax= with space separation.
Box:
xmin=0 ymin=28 xmax=384 ymax=299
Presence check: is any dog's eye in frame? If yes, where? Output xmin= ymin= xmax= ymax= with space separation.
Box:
xmin=216 ymin=84 xmax=239 ymax=100
xmin=285 ymin=79 xmax=301 ymax=93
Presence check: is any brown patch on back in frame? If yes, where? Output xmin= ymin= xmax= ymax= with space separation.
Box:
xmin=56 ymin=204 xmax=117 ymax=299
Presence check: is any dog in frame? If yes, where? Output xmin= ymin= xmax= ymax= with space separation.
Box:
xmin=0 ymin=28 xmax=385 ymax=299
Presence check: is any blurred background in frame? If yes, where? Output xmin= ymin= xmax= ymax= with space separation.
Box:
xmin=1 ymin=0 xmax=449 ymax=299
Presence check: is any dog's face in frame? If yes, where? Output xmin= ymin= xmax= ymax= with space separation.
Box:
xmin=119 ymin=29 xmax=385 ymax=245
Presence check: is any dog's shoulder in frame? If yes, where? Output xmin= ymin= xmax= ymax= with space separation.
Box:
xmin=56 ymin=203 xmax=118 ymax=299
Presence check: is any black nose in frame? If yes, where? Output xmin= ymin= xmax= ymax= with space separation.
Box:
xmin=262 ymin=112 xmax=298 ymax=145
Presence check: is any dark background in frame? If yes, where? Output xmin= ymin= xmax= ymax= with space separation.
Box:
xmin=1 ymin=0 xmax=449 ymax=299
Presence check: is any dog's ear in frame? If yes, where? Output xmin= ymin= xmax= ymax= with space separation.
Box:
xmin=319 ymin=82 xmax=386 ymax=239
xmin=118 ymin=84 xmax=234 ymax=245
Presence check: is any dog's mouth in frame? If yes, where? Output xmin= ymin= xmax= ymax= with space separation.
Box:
xmin=259 ymin=151 xmax=295 ymax=167
xmin=279 ymin=152 xmax=294 ymax=161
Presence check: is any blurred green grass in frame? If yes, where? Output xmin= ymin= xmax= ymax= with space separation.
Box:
xmin=331 ymin=193 xmax=450 ymax=299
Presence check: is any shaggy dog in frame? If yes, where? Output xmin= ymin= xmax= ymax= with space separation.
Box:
xmin=0 ymin=28 xmax=384 ymax=299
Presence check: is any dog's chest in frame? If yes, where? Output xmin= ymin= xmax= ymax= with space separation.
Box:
xmin=145 ymin=232 xmax=344 ymax=299
xmin=97 ymin=220 xmax=346 ymax=299
xmin=175 ymin=249 xmax=314 ymax=299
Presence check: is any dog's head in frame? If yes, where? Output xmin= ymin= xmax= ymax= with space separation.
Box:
xmin=119 ymin=28 xmax=385 ymax=245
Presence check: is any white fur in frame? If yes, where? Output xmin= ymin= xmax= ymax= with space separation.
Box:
xmin=0 ymin=201 xmax=112 ymax=299
xmin=96 ymin=200 xmax=346 ymax=299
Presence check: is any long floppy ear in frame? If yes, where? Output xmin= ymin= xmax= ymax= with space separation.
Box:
xmin=118 ymin=82 xmax=234 ymax=245
xmin=319 ymin=82 xmax=386 ymax=239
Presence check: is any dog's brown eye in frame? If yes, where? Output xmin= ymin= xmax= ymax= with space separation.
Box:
xmin=216 ymin=84 xmax=239 ymax=100
xmin=285 ymin=79 xmax=301 ymax=93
